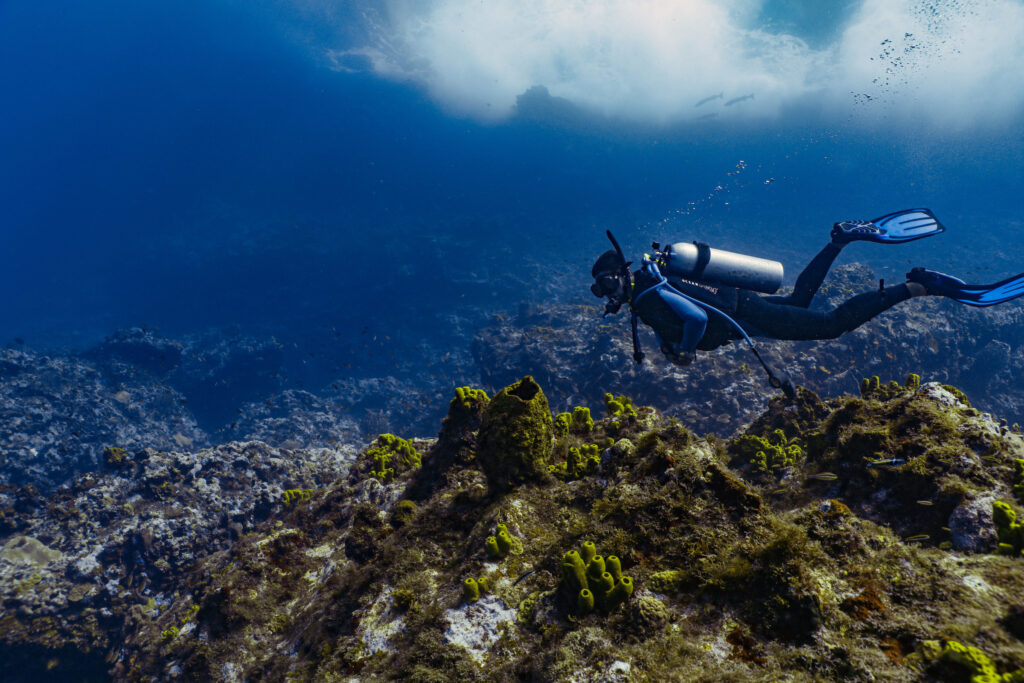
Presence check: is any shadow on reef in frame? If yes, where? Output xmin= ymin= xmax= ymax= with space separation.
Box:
xmin=8 ymin=373 xmax=1024 ymax=680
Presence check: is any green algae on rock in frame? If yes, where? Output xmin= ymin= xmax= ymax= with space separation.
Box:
xmin=476 ymin=376 xmax=553 ymax=491
xmin=994 ymin=500 xmax=1024 ymax=557
xmin=603 ymin=393 xmax=638 ymax=419
xmin=730 ymin=428 xmax=803 ymax=473
xmin=548 ymin=443 xmax=601 ymax=480
xmin=12 ymin=375 xmax=1024 ymax=681
xmin=912 ymin=638 xmax=1024 ymax=681
xmin=281 ymin=487 xmax=314 ymax=506
xmin=364 ymin=433 xmax=422 ymax=483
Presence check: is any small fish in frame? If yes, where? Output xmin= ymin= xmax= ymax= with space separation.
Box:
xmin=694 ymin=91 xmax=723 ymax=107
xmin=695 ymin=113 xmax=718 ymax=121
xmin=724 ymin=93 xmax=755 ymax=106
xmin=942 ymin=526 xmax=951 ymax=532
xmin=868 ymin=458 xmax=906 ymax=467
xmin=916 ymin=500 xmax=933 ymax=506
xmin=513 ymin=569 xmax=537 ymax=586
xmin=905 ymin=534 xmax=929 ymax=542
xmin=770 ymin=488 xmax=787 ymax=495
xmin=807 ymin=472 xmax=838 ymax=482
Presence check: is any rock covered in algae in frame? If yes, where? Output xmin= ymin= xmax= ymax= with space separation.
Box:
xmin=476 ymin=375 xmax=553 ymax=491
xmin=13 ymin=373 xmax=1024 ymax=682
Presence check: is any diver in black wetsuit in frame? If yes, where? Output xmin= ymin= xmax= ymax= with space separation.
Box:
xmin=590 ymin=208 xmax=1024 ymax=384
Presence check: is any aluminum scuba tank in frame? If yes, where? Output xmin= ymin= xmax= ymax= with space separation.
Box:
xmin=659 ymin=241 xmax=784 ymax=294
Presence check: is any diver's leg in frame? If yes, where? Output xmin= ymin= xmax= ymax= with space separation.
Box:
xmin=738 ymin=283 xmax=919 ymax=340
xmin=763 ymin=243 xmax=843 ymax=308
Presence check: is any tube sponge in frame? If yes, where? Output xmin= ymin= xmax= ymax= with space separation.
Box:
xmin=485 ymin=524 xmax=520 ymax=560
xmin=587 ymin=555 xmax=606 ymax=582
xmin=463 ymin=578 xmax=480 ymax=603
xmin=606 ymin=555 xmax=622 ymax=582
xmin=607 ymin=576 xmax=634 ymax=610
xmin=560 ymin=541 xmax=635 ymax=614
xmin=581 ymin=542 xmax=597 ymax=565
xmin=577 ymin=589 xmax=595 ymax=615
xmin=563 ymin=551 xmax=589 ymax=593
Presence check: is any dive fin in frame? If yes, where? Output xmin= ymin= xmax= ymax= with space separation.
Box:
xmin=832 ymin=208 xmax=945 ymax=244
xmin=907 ymin=267 xmax=1024 ymax=307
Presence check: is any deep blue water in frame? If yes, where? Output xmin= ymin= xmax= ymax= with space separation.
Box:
xmin=3 ymin=0 xmax=1023 ymax=382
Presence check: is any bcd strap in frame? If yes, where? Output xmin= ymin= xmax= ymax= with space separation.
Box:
xmin=691 ymin=241 xmax=712 ymax=280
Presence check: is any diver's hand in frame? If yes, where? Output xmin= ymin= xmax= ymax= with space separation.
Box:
xmin=659 ymin=344 xmax=693 ymax=367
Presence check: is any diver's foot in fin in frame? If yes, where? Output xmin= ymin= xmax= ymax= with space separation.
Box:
xmin=831 ymin=220 xmax=883 ymax=245
xmin=907 ymin=267 xmax=1024 ymax=307
xmin=832 ymin=208 xmax=945 ymax=245
xmin=906 ymin=267 xmax=966 ymax=297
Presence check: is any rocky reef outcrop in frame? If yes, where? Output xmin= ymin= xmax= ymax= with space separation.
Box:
xmin=0 ymin=348 xmax=207 ymax=493
xmin=0 ymin=438 xmax=356 ymax=681
xmin=6 ymin=375 xmax=1024 ymax=681
xmin=0 ymin=330 xmax=453 ymax=494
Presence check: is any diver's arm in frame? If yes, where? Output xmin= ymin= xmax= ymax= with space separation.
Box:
xmin=655 ymin=286 xmax=708 ymax=355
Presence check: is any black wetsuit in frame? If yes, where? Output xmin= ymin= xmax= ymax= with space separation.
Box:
xmin=630 ymin=242 xmax=916 ymax=351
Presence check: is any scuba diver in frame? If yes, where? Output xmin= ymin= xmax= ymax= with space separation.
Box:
xmin=590 ymin=208 xmax=1024 ymax=397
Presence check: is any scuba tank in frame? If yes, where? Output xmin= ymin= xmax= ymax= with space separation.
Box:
xmin=657 ymin=241 xmax=784 ymax=294
xmin=599 ymin=230 xmax=796 ymax=399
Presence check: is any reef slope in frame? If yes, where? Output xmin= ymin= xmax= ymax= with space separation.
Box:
xmin=6 ymin=375 xmax=1024 ymax=681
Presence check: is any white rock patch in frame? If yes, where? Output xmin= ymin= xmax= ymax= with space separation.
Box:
xmin=918 ymin=382 xmax=967 ymax=409
xmin=443 ymin=595 xmax=517 ymax=664
xmin=355 ymin=587 xmax=406 ymax=656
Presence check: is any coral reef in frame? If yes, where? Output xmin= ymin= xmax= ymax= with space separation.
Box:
xmin=5 ymin=374 xmax=1024 ymax=681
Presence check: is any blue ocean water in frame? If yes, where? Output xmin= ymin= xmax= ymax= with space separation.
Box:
xmin=2 ymin=0 xmax=1023 ymax=387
